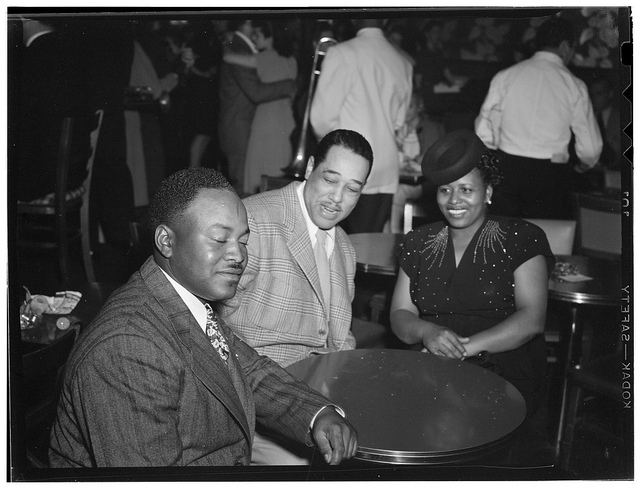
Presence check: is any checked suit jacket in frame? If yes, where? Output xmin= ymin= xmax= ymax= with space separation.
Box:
xmin=221 ymin=182 xmax=357 ymax=368
xmin=49 ymin=257 xmax=331 ymax=467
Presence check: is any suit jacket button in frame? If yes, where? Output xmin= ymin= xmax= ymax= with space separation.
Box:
xmin=318 ymin=329 xmax=326 ymax=336
xmin=235 ymin=459 xmax=245 ymax=466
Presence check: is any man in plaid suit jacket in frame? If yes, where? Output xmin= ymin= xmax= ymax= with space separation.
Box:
xmin=221 ymin=129 xmax=373 ymax=464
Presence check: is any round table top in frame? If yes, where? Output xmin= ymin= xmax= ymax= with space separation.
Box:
xmin=349 ymin=232 xmax=403 ymax=276
xmin=548 ymin=255 xmax=621 ymax=306
xmin=287 ymin=349 xmax=526 ymax=465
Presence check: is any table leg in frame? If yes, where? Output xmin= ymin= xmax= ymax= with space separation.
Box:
xmin=554 ymin=304 xmax=580 ymax=461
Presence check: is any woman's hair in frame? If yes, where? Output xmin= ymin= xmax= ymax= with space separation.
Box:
xmin=475 ymin=151 xmax=504 ymax=188
xmin=253 ymin=19 xmax=295 ymax=58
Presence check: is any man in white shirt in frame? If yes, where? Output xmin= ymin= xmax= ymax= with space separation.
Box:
xmin=310 ymin=18 xmax=413 ymax=233
xmin=475 ymin=17 xmax=602 ymax=219
xmin=50 ymin=168 xmax=357 ymax=468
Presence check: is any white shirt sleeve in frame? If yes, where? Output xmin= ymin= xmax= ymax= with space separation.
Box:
xmin=571 ymin=82 xmax=603 ymax=167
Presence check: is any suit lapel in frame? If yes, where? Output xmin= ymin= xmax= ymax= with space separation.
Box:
xmin=140 ymin=258 xmax=252 ymax=442
xmin=281 ymin=184 xmax=328 ymax=313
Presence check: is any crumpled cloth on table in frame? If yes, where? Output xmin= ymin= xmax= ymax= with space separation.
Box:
xmin=21 ymin=287 xmax=82 ymax=316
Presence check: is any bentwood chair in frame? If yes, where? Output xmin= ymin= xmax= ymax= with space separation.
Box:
xmin=17 ymin=109 xmax=104 ymax=283
xmin=21 ymin=330 xmax=78 ymax=467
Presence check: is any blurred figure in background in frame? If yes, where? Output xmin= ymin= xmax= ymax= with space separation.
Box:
xmin=475 ymin=16 xmax=602 ymax=219
xmin=388 ymin=90 xmax=445 ymax=233
xmin=125 ymin=22 xmax=188 ymax=208
xmin=16 ymin=17 xmax=92 ymax=203
xmin=223 ymin=20 xmax=298 ymax=195
xmin=385 ymin=22 xmax=416 ymax=67
xmin=414 ymin=20 xmax=468 ymax=110
xmin=310 ymin=18 xmax=413 ymax=233
xmin=218 ymin=20 xmax=296 ymax=193
xmin=182 ymin=21 xmax=221 ymax=169
xmin=588 ymin=76 xmax=620 ymax=168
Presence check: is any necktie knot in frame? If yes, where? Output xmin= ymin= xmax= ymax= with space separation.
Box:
xmin=204 ymin=303 xmax=230 ymax=362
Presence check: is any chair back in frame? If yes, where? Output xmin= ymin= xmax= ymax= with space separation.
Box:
xmin=260 ymin=174 xmax=294 ymax=193
xmin=80 ymin=109 xmax=105 ymax=282
xmin=573 ymin=193 xmax=622 ymax=259
xmin=21 ymin=330 xmax=78 ymax=467
xmin=403 ymin=199 xmax=429 ymax=234
xmin=604 ymin=169 xmax=621 ymax=192
xmin=524 ymin=219 xmax=576 ymax=256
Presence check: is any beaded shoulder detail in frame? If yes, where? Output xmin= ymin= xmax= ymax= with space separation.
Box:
xmin=419 ymin=227 xmax=449 ymax=269
xmin=418 ymin=219 xmax=507 ymax=268
xmin=473 ymin=219 xmax=507 ymax=264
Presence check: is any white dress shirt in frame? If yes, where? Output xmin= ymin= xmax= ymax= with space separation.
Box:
xmin=159 ymin=267 xmax=208 ymax=333
xmin=310 ymin=27 xmax=413 ymax=195
xmin=475 ymin=51 xmax=602 ymax=167
xmin=296 ymin=181 xmax=335 ymax=258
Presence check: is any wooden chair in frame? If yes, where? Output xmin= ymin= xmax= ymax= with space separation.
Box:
xmin=523 ymin=218 xmax=577 ymax=256
xmin=21 ymin=330 xmax=78 ymax=467
xmin=17 ymin=109 xmax=104 ymax=283
xmin=260 ymin=174 xmax=295 ymax=193
xmin=573 ymin=193 xmax=622 ymax=260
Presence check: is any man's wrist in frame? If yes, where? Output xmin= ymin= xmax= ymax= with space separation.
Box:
xmin=309 ymin=404 xmax=346 ymax=430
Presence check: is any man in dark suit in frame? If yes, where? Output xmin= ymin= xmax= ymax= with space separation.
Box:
xmin=49 ymin=168 xmax=357 ymax=467
xmin=218 ymin=20 xmax=295 ymax=189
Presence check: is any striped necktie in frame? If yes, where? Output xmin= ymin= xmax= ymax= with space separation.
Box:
xmin=204 ymin=303 xmax=230 ymax=362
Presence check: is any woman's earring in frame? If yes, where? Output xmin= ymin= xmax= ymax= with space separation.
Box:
xmin=487 ymin=199 xmax=492 ymax=205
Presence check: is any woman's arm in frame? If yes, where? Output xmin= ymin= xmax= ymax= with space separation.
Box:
xmin=464 ymin=254 xmax=548 ymax=357
xmin=389 ymin=268 xmax=469 ymax=359
xmin=223 ymin=52 xmax=258 ymax=69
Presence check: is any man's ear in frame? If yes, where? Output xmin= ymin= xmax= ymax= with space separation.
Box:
xmin=304 ymin=157 xmax=315 ymax=180
xmin=155 ymin=224 xmax=174 ymax=259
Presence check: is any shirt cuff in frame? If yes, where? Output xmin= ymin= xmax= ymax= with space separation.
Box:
xmin=309 ymin=404 xmax=346 ymax=430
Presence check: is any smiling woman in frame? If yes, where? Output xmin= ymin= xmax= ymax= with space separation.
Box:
xmin=389 ymin=130 xmax=555 ymax=420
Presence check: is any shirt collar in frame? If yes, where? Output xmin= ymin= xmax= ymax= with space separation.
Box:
xmin=158 ymin=265 xmax=208 ymax=333
xmin=356 ymin=27 xmax=384 ymax=39
xmin=296 ymin=181 xmax=335 ymax=256
xmin=533 ymin=50 xmax=565 ymax=66
xmin=235 ymin=30 xmax=258 ymax=54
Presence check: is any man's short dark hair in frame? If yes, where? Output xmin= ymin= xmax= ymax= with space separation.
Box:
xmin=311 ymin=129 xmax=374 ymax=177
xmin=149 ymin=168 xmax=235 ymax=230
xmin=535 ymin=17 xmax=576 ymax=50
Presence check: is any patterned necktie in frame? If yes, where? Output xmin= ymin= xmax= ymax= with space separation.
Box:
xmin=314 ymin=229 xmax=331 ymax=308
xmin=204 ymin=303 xmax=230 ymax=362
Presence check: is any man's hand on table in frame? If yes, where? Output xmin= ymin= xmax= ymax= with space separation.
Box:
xmin=311 ymin=407 xmax=358 ymax=464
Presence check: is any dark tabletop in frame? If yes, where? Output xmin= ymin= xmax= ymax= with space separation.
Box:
xmin=287 ymin=349 xmax=526 ymax=464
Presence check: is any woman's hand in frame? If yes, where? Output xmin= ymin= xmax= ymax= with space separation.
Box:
xmin=420 ymin=325 xmax=469 ymax=359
